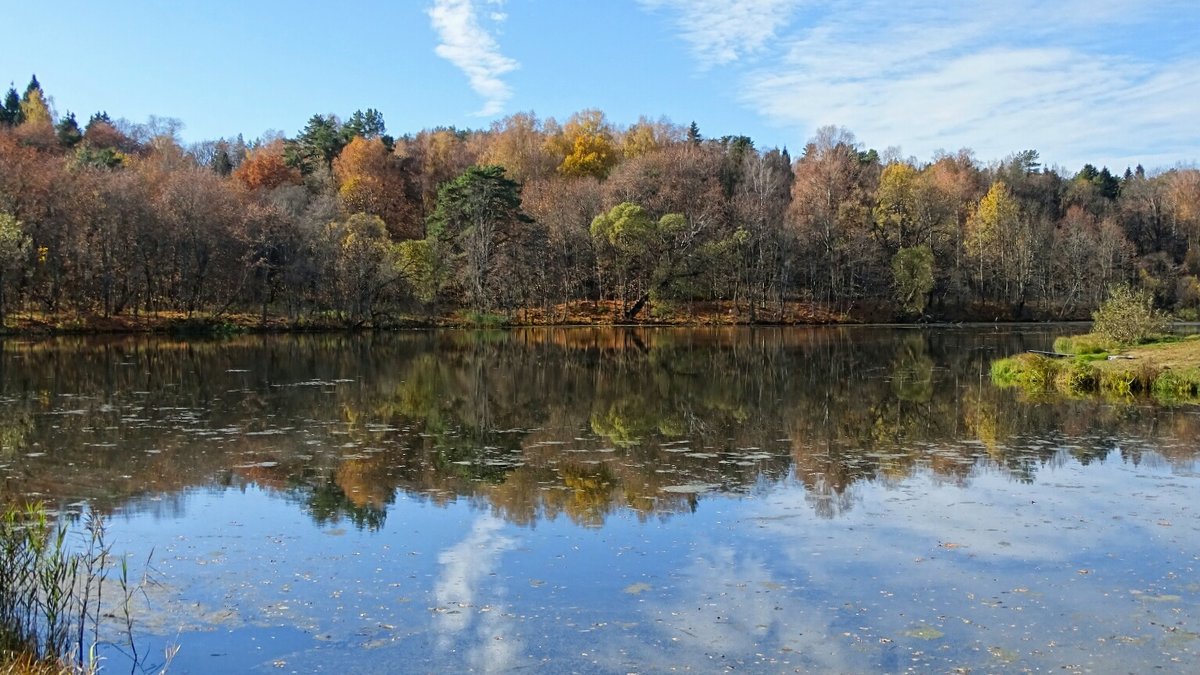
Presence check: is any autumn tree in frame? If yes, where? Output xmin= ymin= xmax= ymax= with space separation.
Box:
xmin=731 ymin=146 xmax=792 ymax=318
xmin=394 ymin=127 xmax=481 ymax=218
xmin=319 ymin=213 xmax=399 ymax=324
xmin=19 ymin=75 xmax=52 ymax=126
xmin=551 ymin=110 xmax=618 ymax=179
xmin=480 ymin=112 xmax=558 ymax=183
xmin=1050 ymin=206 xmax=1131 ymax=315
xmin=788 ymin=126 xmax=881 ymax=307
xmin=521 ymin=176 xmax=603 ymax=314
xmin=332 ymin=136 xmax=421 ymax=240
xmin=620 ymin=116 xmax=681 ymax=159
xmin=891 ymin=245 xmax=934 ymax=316
xmin=966 ymin=180 xmax=1042 ymax=311
xmin=233 ymin=140 xmax=302 ymax=192
xmin=0 ymin=212 xmax=30 ymax=325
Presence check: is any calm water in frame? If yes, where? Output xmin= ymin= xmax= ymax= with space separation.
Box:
xmin=0 ymin=326 xmax=1197 ymax=673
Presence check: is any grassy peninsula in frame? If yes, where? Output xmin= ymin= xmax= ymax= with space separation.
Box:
xmin=991 ymin=285 xmax=1200 ymax=402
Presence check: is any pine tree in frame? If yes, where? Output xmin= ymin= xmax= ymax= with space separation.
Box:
xmin=56 ymin=112 xmax=83 ymax=147
xmin=2 ymin=86 xmax=23 ymax=126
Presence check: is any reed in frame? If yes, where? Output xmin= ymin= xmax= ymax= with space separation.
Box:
xmin=0 ymin=503 xmax=167 ymax=674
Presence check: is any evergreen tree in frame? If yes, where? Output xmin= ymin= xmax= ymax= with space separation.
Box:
xmin=86 ymin=111 xmax=113 ymax=132
xmin=0 ymin=86 xmax=20 ymax=126
xmin=288 ymin=114 xmax=346 ymax=173
xmin=211 ymin=146 xmax=234 ymax=175
xmin=686 ymin=121 xmax=702 ymax=145
xmin=56 ymin=111 xmax=83 ymax=147
xmin=342 ymin=108 xmax=386 ymax=140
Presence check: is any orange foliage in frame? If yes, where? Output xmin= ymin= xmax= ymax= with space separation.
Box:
xmin=233 ymin=140 xmax=301 ymax=192
xmin=333 ymin=136 xmax=421 ymax=239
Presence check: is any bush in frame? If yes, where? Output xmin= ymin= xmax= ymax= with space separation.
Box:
xmin=1091 ymin=284 xmax=1170 ymax=346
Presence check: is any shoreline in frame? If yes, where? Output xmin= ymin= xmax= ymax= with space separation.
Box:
xmin=0 ymin=301 xmax=1100 ymax=337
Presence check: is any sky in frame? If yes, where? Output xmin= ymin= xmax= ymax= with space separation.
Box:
xmin=3 ymin=0 xmax=1198 ymax=172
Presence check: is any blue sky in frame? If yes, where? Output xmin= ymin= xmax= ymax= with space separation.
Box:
xmin=4 ymin=0 xmax=1198 ymax=172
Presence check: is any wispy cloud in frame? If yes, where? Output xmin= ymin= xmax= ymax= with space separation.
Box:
xmin=428 ymin=0 xmax=518 ymax=116
xmin=649 ymin=0 xmax=1200 ymax=169
xmin=639 ymin=0 xmax=807 ymax=67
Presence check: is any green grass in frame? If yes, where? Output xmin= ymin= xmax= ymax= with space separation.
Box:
xmin=1053 ymin=333 xmax=1116 ymax=355
xmin=991 ymin=349 xmax=1186 ymax=401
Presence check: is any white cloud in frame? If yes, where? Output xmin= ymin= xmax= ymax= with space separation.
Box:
xmin=428 ymin=0 xmax=518 ymax=116
xmin=648 ymin=0 xmax=1200 ymax=169
xmin=639 ymin=0 xmax=808 ymax=67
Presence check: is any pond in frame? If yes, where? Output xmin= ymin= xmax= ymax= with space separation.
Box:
xmin=0 ymin=326 xmax=1197 ymax=673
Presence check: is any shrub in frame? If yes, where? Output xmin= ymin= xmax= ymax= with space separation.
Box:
xmin=1091 ymin=284 xmax=1170 ymax=346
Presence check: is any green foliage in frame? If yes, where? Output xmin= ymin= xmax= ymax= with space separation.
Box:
xmin=462 ymin=311 xmax=509 ymax=328
xmin=1054 ymin=360 xmax=1097 ymax=395
xmin=0 ymin=213 xmax=30 ymax=326
xmin=397 ymin=238 xmax=448 ymax=307
xmin=342 ymin=108 xmax=386 ymax=140
xmin=0 ymin=86 xmax=20 ymax=126
xmin=891 ymin=245 xmax=934 ymax=316
xmin=72 ymin=144 xmax=126 ymax=169
xmin=428 ymin=165 xmax=530 ymax=312
xmin=1052 ymin=333 xmax=1115 ymax=355
xmin=990 ymin=353 xmax=1060 ymax=390
xmin=288 ymin=113 xmax=347 ymax=173
xmin=54 ymin=112 xmax=82 ymax=148
xmin=1091 ymin=283 xmax=1170 ymax=346
xmin=1150 ymin=368 xmax=1200 ymax=403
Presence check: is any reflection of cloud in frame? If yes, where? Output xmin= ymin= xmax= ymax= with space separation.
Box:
xmin=605 ymin=453 xmax=1200 ymax=672
xmin=610 ymin=544 xmax=861 ymax=672
xmin=432 ymin=514 xmax=521 ymax=671
xmin=428 ymin=0 xmax=518 ymax=116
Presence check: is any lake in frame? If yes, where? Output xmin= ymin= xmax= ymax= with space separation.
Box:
xmin=1 ymin=326 xmax=1197 ymax=673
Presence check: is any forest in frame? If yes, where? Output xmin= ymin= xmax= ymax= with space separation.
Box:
xmin=2 ymin=75 xmax=1199 ymax=329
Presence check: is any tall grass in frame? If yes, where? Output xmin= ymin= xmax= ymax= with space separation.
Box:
xmin=0 ymin=503 xmax=169 ymax=674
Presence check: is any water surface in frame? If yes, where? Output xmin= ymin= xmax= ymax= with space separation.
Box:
xmin=0 ymin=327 xmax=1196 ymax=673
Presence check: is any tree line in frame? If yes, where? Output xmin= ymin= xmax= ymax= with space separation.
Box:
xmin=2 ymin=75 xmax=1198 ymax=327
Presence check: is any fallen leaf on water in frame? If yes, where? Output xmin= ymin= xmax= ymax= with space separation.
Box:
xmin=623 ymin=583 xmax=652 ymax=595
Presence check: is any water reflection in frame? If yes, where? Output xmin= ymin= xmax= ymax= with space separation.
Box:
xmin=0 ymin=327 xmax=1197 ymax=528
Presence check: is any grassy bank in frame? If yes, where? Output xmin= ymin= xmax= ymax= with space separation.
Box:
xmin=991 ymin=332 xmax=1200 ymax=402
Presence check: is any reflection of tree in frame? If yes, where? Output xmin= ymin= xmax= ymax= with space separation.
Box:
xmin=0 ymin=329 xmax=1197 ymax=528
xmin=301 ymin=470 xmax=387 ymax=531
